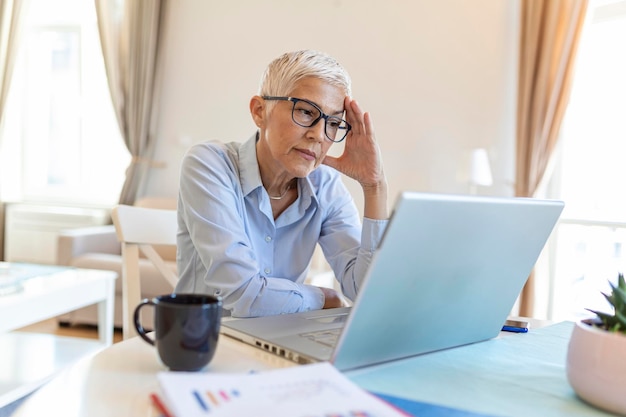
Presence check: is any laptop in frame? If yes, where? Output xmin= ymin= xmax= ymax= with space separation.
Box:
xmin=220 ymin=192 xmax=564 ymax=371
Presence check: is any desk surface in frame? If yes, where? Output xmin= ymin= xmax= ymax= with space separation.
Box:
xmin=0 ymin=263 xmax=117 ymax=410
xmin=347 ymin=322 xmax=615 ymax=417
xmin=13 ymin=321 xmax=617 ymax=417
xmin=0 ymin=332 xmax=104 ymax=409
xmin=13 ymin=329 xmax=295 ymax=417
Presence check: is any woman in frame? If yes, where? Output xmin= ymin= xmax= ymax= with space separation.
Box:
xmin=175 ymin=50 xmax=389 ymax=317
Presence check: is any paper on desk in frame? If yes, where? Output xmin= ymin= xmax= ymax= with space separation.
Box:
xmin=157 ymin=362 xmax=409 ymax=417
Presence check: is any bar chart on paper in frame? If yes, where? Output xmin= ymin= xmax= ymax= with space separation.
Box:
xmin=157 ymin=362 xmax=408 ymax=417
xmin=189 ymin=388 xmax=241 ymax=412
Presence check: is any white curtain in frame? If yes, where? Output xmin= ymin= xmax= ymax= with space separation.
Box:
xmin=95 ymin=0 xmax=166 ymax=205
xmin=0 ymin=0 xmax=28 ymax=261
xmin=0 ymin=0 xmax=27 ymax=133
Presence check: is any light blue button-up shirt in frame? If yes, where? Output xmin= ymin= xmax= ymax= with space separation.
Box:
xmin=175 ymin=134 xmax=388 ymax=317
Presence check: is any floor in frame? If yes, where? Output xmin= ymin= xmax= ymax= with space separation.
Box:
xmin=15 ymin=318 xmax=124 ymax=343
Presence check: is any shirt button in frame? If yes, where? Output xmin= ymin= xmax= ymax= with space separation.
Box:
xmin=265 ymin=235 xmax=272 ymax=242
xmin=264 ymin=268 xmax=271 ymax=275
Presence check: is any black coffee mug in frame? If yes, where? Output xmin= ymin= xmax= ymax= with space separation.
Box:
xmin=134 ymin=293 xmax=222 ymax=371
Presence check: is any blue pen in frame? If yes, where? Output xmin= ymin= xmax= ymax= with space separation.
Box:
xmin=502 ymin=319 xmax=529 ymax=333
xmin=502 ymin=325 xmax=528 ymax=333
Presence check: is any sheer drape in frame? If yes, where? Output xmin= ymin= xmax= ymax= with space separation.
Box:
xmin=516 ymin=0 xmax=588 ymax=317
xmin=0 ymin=0 xmax=27 ymax=133
xmin=95 ymin=0 xmax=166 ymax=205
xmin=0 ymin=0 xmax=27 ymax=260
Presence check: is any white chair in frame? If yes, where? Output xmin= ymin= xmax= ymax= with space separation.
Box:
xmin=111 ymin=204 xmax=178 ymax=340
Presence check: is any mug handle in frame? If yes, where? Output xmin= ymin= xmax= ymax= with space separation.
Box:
xmin=134 ymin=298 xmax=156 ymax=345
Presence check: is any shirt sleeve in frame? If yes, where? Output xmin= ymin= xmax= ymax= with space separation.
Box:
xmin=345 ymin=217 xmax=389 ymax=299
xmin=316 ymin=176 xmax=390 ymax=301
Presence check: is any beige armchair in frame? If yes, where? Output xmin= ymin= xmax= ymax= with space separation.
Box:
xmin=56 ymin=198 xmax=177 ymax=328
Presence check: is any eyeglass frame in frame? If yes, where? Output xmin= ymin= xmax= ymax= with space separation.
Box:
xmin=262 ymin=96 xmax=352 ymax=143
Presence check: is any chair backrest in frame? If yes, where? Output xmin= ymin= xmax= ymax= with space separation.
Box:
xmin=111 ymin=204 xmax=178 ymax=340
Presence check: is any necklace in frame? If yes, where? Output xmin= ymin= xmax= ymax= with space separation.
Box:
xmin=268 ymin=180 xmax=296 ymax=200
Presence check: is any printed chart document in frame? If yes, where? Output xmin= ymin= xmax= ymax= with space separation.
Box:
xmin=157 ymin=362 xmax=408 ymax=417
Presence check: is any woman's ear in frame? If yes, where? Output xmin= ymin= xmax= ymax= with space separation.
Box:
xmin=249 ymin=96 xmax=265 ymax=128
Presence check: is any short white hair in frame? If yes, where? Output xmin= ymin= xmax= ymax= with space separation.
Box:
xmin=258 ymin=50 xmax=352 ymax=99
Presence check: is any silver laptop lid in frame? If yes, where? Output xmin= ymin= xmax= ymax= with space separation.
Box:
xmin=331 ymin=192 xmax=564 ymax=370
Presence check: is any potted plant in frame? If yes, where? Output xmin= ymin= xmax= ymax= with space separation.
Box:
xmin=566 ymin=273 xmax=626 ymax=415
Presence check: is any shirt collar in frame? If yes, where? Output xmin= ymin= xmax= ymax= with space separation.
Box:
xmin=238 ymin=133 xmax=263 ymax=197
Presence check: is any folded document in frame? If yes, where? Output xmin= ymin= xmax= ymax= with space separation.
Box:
xmin=157 ymin=362 xmax=409 ymax=417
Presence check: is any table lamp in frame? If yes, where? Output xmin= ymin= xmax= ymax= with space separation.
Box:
xmin=469 ymin=148 xmax=493 ymax=194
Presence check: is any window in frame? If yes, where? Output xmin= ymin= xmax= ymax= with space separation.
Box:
xmin=546 ymin=0 xmax=626 ymax=321
xmin=0 ymin=0 xmax=129 ymax=206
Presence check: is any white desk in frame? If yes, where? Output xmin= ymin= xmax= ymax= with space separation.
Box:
xmin=11 ymin=320 xmax=618 ymax=417
xmin=12 ymin=331 xmax=295 ymax=417
xmin=0 ymin=332 xmax=104 ymax=409
xmin=0 ymin=263 xmax=116 ymax=409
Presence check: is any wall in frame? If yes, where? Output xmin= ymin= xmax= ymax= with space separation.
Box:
xmin=143 ymin=0 xmax=520 ymax=212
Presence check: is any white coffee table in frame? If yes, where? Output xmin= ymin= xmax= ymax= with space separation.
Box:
xmin=0 ymin=262 xmax=117 ymax=409
xmin=0 ymin=262 xmax=116 ymax=345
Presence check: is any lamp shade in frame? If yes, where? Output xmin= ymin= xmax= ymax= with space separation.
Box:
xmin=469 ymin=148 xmax=493 ymax=187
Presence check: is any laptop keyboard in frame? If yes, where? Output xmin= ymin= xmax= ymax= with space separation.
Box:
xmin=299 ymin=328 xmax=341 ymax=347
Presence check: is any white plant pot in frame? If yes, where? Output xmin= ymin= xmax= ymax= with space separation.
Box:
xmin=566 ymin=320 xmax=626 ymax=416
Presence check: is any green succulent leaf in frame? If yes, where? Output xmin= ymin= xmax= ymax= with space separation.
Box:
xmin=588 ymin=273 xmax=626 ymax=335
xmin=602 ymin=291 xmax=614 ymax=307
xmin=587 ymin=309 xmax=615 ymax=325
xmin=618 ymin=273 xmax=626 ymax=291
xmin=616 ymin=308 xmax=626 ymax=329
xmin=614 ymin=285 xmax=626 ymax=309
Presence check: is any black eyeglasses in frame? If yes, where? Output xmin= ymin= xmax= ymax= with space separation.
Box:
xmin=262 ymin=96 xmax=351 ymax=143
